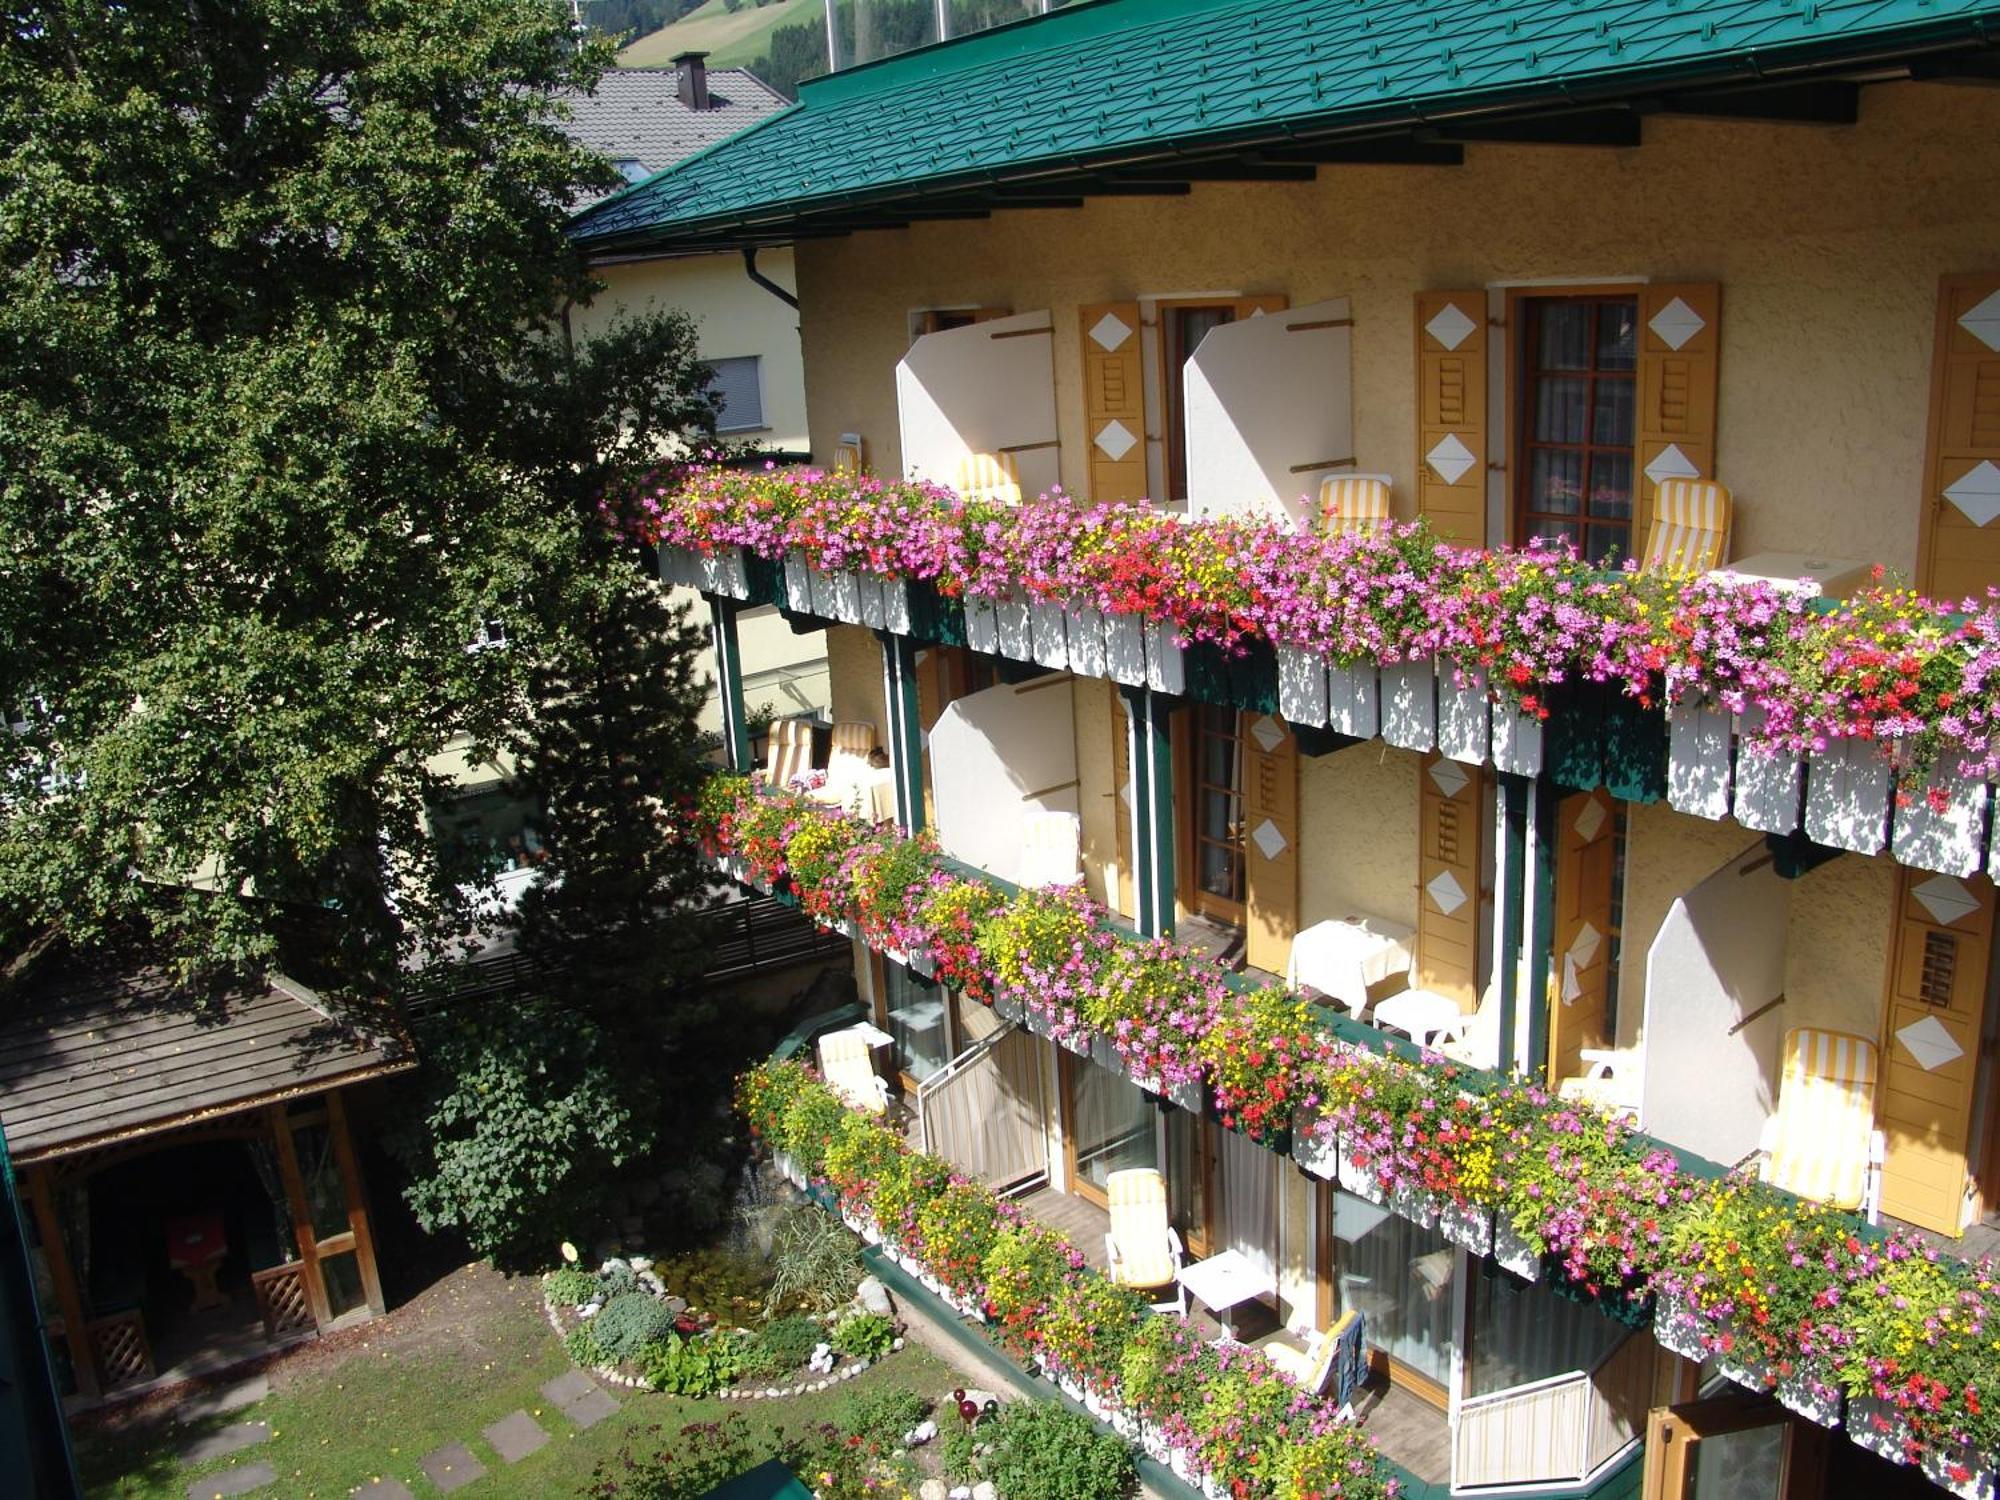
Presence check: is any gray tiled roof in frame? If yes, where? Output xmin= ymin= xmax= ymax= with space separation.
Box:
xmin=560 ymin=66 xmax=790 ymax=196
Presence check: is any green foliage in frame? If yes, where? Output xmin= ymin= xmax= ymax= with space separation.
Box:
xmin=749 ymin=1314 xmax=824 ymax=1374
xmin=0 ymin=0 xmax=722 ymax=987
xmin=979 ymin=1401 xmax=1136 ymax=1500
xmin=544 ymin=1267 xmax=600 ymax=1308
xmin=565 ymin=1323 xmax=608 ymax=1371
xmin=640 ymin=1331 xmax=736 ymax=1396
xmin=592 ymin=1292 xmax=676 ymax=1363
xmin=939 ymin=1416 xmax=979 ymax=1484
xmin=387 ymin=1003 xmax=651 ymax=1267
xmin=588 ymin=1414 xmax=762 ymax=1500
xmin=830 ymin=1311 xmax=894 ymax=1363
xmin=778 ymin=1086 xmax=852 ymax=1177
xmin=764 ymin=1205 xmax=862 ymax=1315
xmin=833 ymin=1384 xmax=927 ymax=1448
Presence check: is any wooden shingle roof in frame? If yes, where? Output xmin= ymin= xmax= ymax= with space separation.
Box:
xmin=0 ymin=952 xmax=411 ymax=1163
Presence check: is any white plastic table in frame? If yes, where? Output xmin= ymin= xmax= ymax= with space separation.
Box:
xmin=1370 ymin=989 xmax=1469 ymax=1049
xmin=1286 ymin=915 xmax=1416 ymax=1017
xmin=1710 ymin=551 xmax=1872 ymax=601
xmin=1176 ymin=1249 xmax=1277 ymax=1344
xmin=827 ymin=1021 xmax=895 ymax=1051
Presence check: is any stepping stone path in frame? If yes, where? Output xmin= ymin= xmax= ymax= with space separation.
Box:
xmin=481 ymin=1409 xmax=550 ymax=1464
xmin=180 ymin=1422 xmax=271 ymax=1464
xmin=419 ymin=1442 xmax=487 ymax=1494
xmin=177 ymin=1376 xmax=270 ymax=1422
xmin=350 ymin=1481 xmax=415 ymax=1498
xmin=185 ymin=1463 xmax=277 ymax=1500
xmin=539 ymin=1369 xmax=621 ymax=1431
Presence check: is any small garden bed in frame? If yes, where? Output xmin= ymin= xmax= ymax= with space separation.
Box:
xmin=544 ymin=1210 xmax=908 ymax=1398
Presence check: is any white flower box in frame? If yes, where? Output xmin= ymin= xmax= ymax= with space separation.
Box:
xmin=857 ymin=573 xmax=887 ymax=629
xmin=699 ymin=546 xmax=750 ymax=600
xmin=1731 ymin=705 xmax=1803 ymax=835
xmin=1104 ymin=612 xmax=1147 ymax=686
xmin=1327 ymin=662 xmax=1379 ymax=740
xmin=964 ymin=597 xmax=1000 ymax=655
xmin=1336 ymin=1150 xmax=1387 ymax=1205
xmin=1650 ymin=1287 xmax=1708 ymax=1362
xmin=830 ymin=569 xmax=864 ymax=625
xmin=1276 ymin=645 xmax=1329 ymax=728
xmin=1436 ymin=663 xmax=1490 ymax=765
xmin=1144 ymin=619 xmax=1186 ymax=695
xmin=1065 ymin=604 xmax=1107 ymax=678
xmin=807 ymin=565 xmax=838 ymax=621
xmin=1775 ymin=1369 xmax=1843 ymax=1430
xmin=1667 ymin=696 xmax=1733 ymax=820
xmin=1024 ymin=1005 xmax=1054 ymax=1040
xmin=659 ymin=545 xmax=697 ymax=589
xmin=1379 ymin=660 xmax=1436 ymax=751
xmin=1389 ymin=1181 xmax=1439 ymax=1229
xmin=996 ymin=597 xmax=1034 ymax=661
xmin=1436 ymin=1198 xmax=1492 ymax=1257
xmin=1892 ymin=765 xmax=1991 ymax=879
xmin=1847 ymin=1395 xmax=1917 ymax=1467
xmin=1290 ymin=1119 xmax=1338 ymax=1181
xmin=1493 ymin=1216 xmax=1542 ymax=1282
xmin=1167 ymin=1077 xmax=1206 ymax=1116
xmin=1803 ymin=734 xmax=1892 ymax=855
xmin=1923 ymin=1442 xmax=1996 ymax=1500
xmin=881 ymin=577 xmax=912 ymax=635
xmin=784 ymin=549 xmax=815 ymax=614
xmin=1490 ymin=706 xmax=1544 ymax=775
xmin=1090 ymin=1032 xmax=1126 ymax=1077
xmin=1030 ymin=600 xmax=1069 ymax=669
xmin=993 ymin=992 xmax=1025 ymax=1025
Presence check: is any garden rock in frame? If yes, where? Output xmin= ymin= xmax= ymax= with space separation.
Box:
xmin=919 ymin=1481 xmax=948 ymax=1500
xmin=903 ymin=1420 xmax=936 ymax=1446
xmin=856 ymin=1276 xmax=893 ymax=1317
xmin=948 ymin=1487 xmax=971 ymax=1500
xmin=663 ymin=1295 xmax=688 ymax=1316
xmin=972 ymin=1483 xmax=997 ymax=1500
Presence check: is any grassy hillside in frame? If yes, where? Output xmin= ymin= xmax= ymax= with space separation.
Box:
xmin=619 ymin=0 xmax=823 ymax=68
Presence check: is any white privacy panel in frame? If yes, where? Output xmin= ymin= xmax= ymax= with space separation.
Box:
xmin=1641 ymin=844 xmax=1789 ymax=1166
xmin=931 ymin=679 xmax=1079 ymax=886
xmin=896 ymin=310 xmax=1060 ymax=500
xmin=1184 ymin=299 xmax=1354 ymax=525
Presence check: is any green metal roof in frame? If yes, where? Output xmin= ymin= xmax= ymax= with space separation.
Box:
xmin=569 ymin=0 xmax=2000 ymax=251
xmin=699 ymin=1459 xmax=815 ymax=1500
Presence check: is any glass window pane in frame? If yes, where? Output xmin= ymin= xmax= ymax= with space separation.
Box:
xmin=1529 ymin=450 xmax=1583 ymax=515
xmin=1537 ymin=304 xmax=1592 ymax=370
xmin=290 ymin=1123 xmax=350 ymax=1243
xmin=1584 ymin=524 xmax=1628 ymax=567
xmin=1588 ymin=452 xmax=1633 ymax=519
xmin=1071 ymin=1068 xmax=1157 ymax=1192
xmin=1330 ymin=1190 xmax=1454 ymax=1386
xmin=1592 ymin=376 xmax=1634 ymax=446
xmin=1532 ymin=377 xmax=1589 ymax=443
xmin=1466 ymin=1270 xmax=1625 ymax=1397
xmin=1166 ymin=1112 xmax=1206 ymax=1245
xmin=1595 ymin=301 xmax=1638 ymax=371
xmin=885 ymin=964 xmax=949 ymax=1082
xmin=1689 ymin=1422 xmax=1788 ymax=1499
xmin=318 ymin=1249 xmax=365 ymax=1320
xmin=1529 ymin=519 xmax=1581 ymax=551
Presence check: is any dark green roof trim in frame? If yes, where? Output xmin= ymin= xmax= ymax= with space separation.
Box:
xmin=570 ymin=0 xmax=2000 ymax=253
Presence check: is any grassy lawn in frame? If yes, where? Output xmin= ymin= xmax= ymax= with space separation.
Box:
xmin=75 ymin=1264 xmax=956 ymax=1500
xmin=617 ymin=0 xmax=824 ymax=69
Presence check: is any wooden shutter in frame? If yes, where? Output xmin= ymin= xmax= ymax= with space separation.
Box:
xmin=1635 ymin=283 xmax=1721 ymax=550
xmin=1917 ymin=273 xmax=2000 ymax=602
xmin=1110 ymin=683 xmax=1136 ymax=920
xmin=1242 ymin=712 xmax=1300 ymax=975
xmin=1416 ymin=753 xmax=1484 ymax=1009
xmin=1547 ymin=789 xmax=1617 ymax=1088
xmin=1416 ymin=290 xmax=1487 ymax=544
xmin=1081 ymin=301 xmax=1147 ymax=502
xmin=1879 ymin=869 xmax=1994 ymax=1234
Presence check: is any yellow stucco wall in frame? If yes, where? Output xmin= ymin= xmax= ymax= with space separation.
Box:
xmin=794 ymin=82 xmax=2000 ymax=575
xmin=825 ymin=623 xmax=889 ymax=739
xmin=1299 ymin=742 xmax=1423 ymax=933
xmin=577 ymin=247 xmax=810 ymax=453
xmin=1072 ymin=678 xmax=1122 ymax=914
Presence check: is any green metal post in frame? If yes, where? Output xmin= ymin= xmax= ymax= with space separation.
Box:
xmin=708 ymin=596 xmax=751 ymax=774
xmin=0 ymin=1121 xmax=81 ymax=1497
xmin=1526 ymin=776 xmax=1560 ymax=1086
xmin=1497 ymin=773 xmax=1529 ymax=1077
xmin=879 ymin=631 xmax=926 ymax=835
xmin=1120 ymin=685 xmax=1176 ymax=938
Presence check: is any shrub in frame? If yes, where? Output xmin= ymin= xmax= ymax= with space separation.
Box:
xmin=565 ymin=1323 xmax=607 ymax=1370
xmin=545 ymin=1266 xmax=599 ymax=1307
xmin=642 ymin=1332 xmax=736 ymax=1397
xmin=831 ymin=1311 xmax=894 ymax=1363
xmin=589 ymin=1415 xmax=760 ymax=1499
xmin=835 ymin=1384 xmax=928 ymax=1448
xmin=751 ymin=1314 xmax=825 ymax=1374
xmin=597 ymin=1261 xmax=639 ymax=1300
xmin=980 ymin=1401 xmax=1135 ymax=1500
xmin=778 ymin=1080 xmax=851 ymax=1176
xmin=594 ymin=1292 xmax=676 ymax=1362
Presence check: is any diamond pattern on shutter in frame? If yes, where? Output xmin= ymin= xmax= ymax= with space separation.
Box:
xmin=1416 ymin=291 xmax=1486 ymax=544
xmin=1081 ymin=301 xmax=1147 ymax=502
xmin=1920 ymin=275 xmax=2000 ymax=600
xmin=1959 ymin=289 xmax=2000 ymax=352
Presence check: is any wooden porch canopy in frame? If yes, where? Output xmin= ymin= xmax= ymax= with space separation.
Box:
xmin=0 ymin=951 xmax=410 ymax=1167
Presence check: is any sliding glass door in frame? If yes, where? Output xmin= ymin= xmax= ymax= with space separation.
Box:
xmin=1066 ymin=1058 xmax=1157 ymax=1205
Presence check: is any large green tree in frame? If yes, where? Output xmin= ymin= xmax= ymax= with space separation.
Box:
xmin=0 ymin=0 xmax=719 ymax=988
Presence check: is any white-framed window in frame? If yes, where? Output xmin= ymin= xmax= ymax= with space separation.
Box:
xmin=705 ymin=355 xmax=766 ymax=433
xmin=610 ymin=158 xmax=650 ymax=185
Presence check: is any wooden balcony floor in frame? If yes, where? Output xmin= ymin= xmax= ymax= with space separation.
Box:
xmin=1009 ymin=1182 xmax=1451 ymax=1488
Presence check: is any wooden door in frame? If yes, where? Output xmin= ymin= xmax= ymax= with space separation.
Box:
xmin=1548 ymin=788 xmax=1619 ymax=1089
xmin=1642 ymin=1396 xmax=1823 ymax=1500
xmin=1179 ymin=703 xmax=1248 ymax=928
xmin=1879 ymin=869 xmax=1996 ymax=1235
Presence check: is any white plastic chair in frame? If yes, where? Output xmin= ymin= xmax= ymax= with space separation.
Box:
xmin=1104 ymin=1168 xmax=1186 ymax=1315
xmin=817 ymin=1029 xmax=890 ymax=1116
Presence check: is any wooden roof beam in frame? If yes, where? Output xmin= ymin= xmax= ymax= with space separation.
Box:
xmin=1910 ymin=52 xmax=2000 ymax=87
xmin=1647 ymin=80 xmax=1860 ymax=124
xmin=1258 ymin=138 xmax=1465 ymax=166
xmin=1426 ymin=109 xmax=1642 ymax=147
xmin=1108 ymin=159 xmax=1317 ymax=184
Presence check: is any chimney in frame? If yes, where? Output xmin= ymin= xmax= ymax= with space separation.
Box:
xmin=673 ymin=50 xmax=711 ymax=111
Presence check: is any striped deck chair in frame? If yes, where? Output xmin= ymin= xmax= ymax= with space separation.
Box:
xmin=1265 ymin=1309 xmax=1366 ymax=1417
xmin=805 ymin=722 xmax=879 ymax=811
xmin=817 ymin=1029 xmax=889 ymax=1115
xmin=955 ymin=451 xmax=1022 ymax=506
xmin=764 ymin=718 xmax=814 ymax=789
xmin=1319 ymin=475 xmax=1394 ymax=538
xmin=1017 ymin=809 xmax=1082 ymax=889
xmin=1104 ymin=1168 xmax=1186 ymax=1315
xmin=833 ymin=434 xmax=866 ymax=475
xmin=1641 ymin=478 xmax=1732 ymax=574
xmin=1757 ymin=1027 xmax=1883 ymax=1219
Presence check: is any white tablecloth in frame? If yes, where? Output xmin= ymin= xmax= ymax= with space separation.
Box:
xmin=1370 ymin=989 xmax=1469 ymax=1048
xmin=1286 ymin=915 xmax=1416 ymax=1014
xmin=1176 ymin=1249 xmax=1278 ymax=1341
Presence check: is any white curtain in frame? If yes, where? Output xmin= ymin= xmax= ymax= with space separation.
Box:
xmin=1465 ymin=1267 xmax=1625 ymax=1397
xmin=1217 ymin=1127 xmax=1278 ymax=1282
xmin=1330 ymin=1190 xmax=1454 ymax=1387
